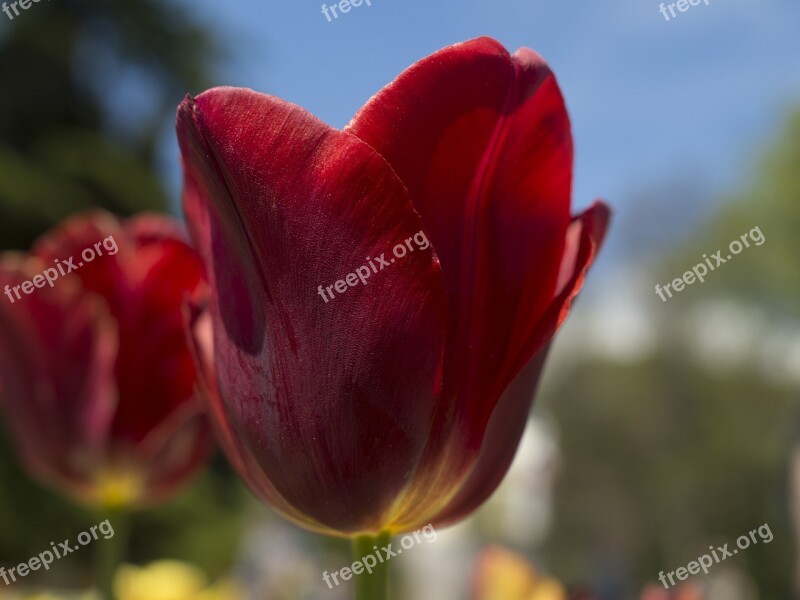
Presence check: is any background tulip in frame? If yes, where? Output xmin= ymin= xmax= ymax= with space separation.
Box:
xmin=473 ymin=546 xmax=568 ymax=600
xmin=177 ymin=34 xmax=608 ymax=562
xmin=0 ymin=211 xmax=212 ymax=509
xmin=114 ymin=560 xmax=241 ymax=600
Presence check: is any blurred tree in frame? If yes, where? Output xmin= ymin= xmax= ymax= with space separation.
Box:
xmin=662 ymin=109 xmax=800 ymax=318
xmin=541 ymin=352 xmax=794 ymax=599
xmin=541 ymin=107 xmax=800 ymax=599
xmin=0 ymin=0 xmax=218 ymax=249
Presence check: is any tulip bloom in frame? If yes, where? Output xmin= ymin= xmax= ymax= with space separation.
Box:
xmin=473 ymin=546 xmax=568 ymax=600
xmin=0 ymin=211 xmax=211 ymax=507
xmin=640 ymin=583 xmax=705 ymax=600
xmin=178 ymin=37 xmax=609 ymax=537
xmin=114 ymin=560 xmax=241 ymax=600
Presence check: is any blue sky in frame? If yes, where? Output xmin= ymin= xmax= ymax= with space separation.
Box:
xmin=162 ymin=0 xmax=800 ymax=259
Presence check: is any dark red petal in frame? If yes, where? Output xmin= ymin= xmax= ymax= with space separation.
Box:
xmin=136 ymin=408 xmax=213 ymax=505
xmin=32 ymin=212 xmax=208 ymax=446
xmin=384 ymin=201 xmax=608 ymax=531
xmin=429 ymin=347 xmax=549 ymax=526
xmin=347 ymin=37 xmax=573 ymax=446
xmin=519 ymin=200 xmax=610 ymax=368
xmin=178 ymin=88 xmax=448 ymax=533
xmin=429 ymin=200 xmax=610 ymax=527
xmin=186 ymin=306 xmax=331 ymax=532
xmin=0 ymin=256 xmax=118 ymax=497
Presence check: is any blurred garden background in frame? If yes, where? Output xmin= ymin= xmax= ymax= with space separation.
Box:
xmin=0 ymin=0 xmax=798 ymax=598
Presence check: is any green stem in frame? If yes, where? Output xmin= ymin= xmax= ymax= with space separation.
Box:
xmin=96 ymin=508 xmax=128 ymax=600
xmin=352 ymin=531 xmax=391 ymax=600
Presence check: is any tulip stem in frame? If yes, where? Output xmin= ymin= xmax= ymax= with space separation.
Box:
xmin=96 ymin=507 xmax=128 ymax=600
xmin=351 ymin=531 xmax=391 ymax=600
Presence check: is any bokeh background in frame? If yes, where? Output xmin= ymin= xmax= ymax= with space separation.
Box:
xmin=0 ymin=0 xmax=798 ymax=598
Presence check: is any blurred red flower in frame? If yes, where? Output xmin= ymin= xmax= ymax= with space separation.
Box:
xmin=177 ymin=36 xmax=609 ymax=536
xmin=0 ymin=211 xmax=212 ymax=507
xmin=640 ymin=583 xmax=705 ymax=600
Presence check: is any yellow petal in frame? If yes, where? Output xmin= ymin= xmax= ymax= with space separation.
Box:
xmin=114 ymin=561 xmax=208 ymax=600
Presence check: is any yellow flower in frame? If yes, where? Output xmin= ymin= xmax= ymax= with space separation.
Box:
xmin=0 ymin=593 xmax=95 ymax=600
xmin=114 ymin=561 xmax=241 ymax=600
xmin=474 ymin=546 xmax=567 ymax=600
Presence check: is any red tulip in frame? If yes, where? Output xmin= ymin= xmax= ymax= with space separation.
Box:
xmin=640 ymin=583 xmax=705 ymax=600
xmin=0 ymin=211 xmax=212 ymax=507
xmin=177 ymin=36 xmax=609 ymax=536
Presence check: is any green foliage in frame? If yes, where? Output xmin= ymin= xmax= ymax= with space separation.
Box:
xmin=661 ymin=109 xmax=800 ymax=317
xmin=543 ymin=107 xmax=800 ymax=597
xmin=126 ymin=458 xmax=253 ymax=579
xmin=0 ymin=426 xmax=250 ymax=586
xmin=0 ymin=0 xmax=219 ymax=248
xmin=541 ymin=353 xmax=794 ymax=597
